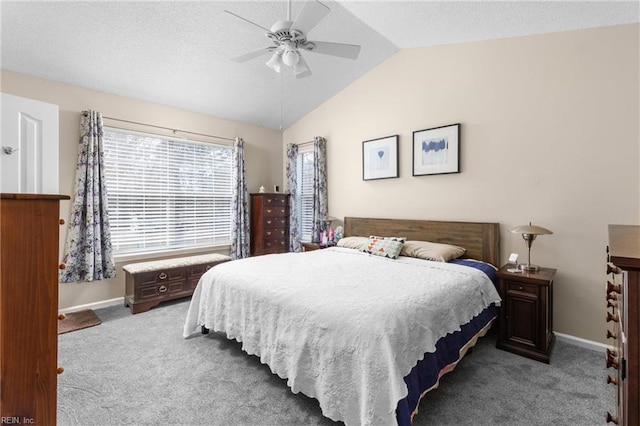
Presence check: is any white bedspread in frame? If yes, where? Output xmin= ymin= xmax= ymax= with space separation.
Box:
xmin=183 ymin=247 xmax=501 ymax=426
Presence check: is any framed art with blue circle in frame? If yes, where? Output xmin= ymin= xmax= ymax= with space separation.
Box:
xmin=362 ymin=134 xmax=399 ymax=181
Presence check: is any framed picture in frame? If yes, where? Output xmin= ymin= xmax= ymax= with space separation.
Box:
xmin=362 ymin=135 xmax=399 ymax=181
xmin=412 ymin=123 xmax=460 ymax=176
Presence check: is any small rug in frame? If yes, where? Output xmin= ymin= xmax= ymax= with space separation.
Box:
xmin=58 ymin=309 xmax=102 ymax=335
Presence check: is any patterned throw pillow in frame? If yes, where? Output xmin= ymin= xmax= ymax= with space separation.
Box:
xmin=361 ymin=236 xmax=406 ymax=259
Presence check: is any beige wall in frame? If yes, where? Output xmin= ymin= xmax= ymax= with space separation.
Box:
xmin=1 ymin=70 xmax=284 ymax=310
xmin=284 ymin=24 xmax=640 ymax=344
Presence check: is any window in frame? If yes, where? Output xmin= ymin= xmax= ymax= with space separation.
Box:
xmin=103 ymin=128 xmax=233 ymax=256
xmin=296 ymin=148 xmax=315 ymax=242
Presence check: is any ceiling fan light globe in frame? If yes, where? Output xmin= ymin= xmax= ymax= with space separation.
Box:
xmin=266 ymin=52 xmax=283 ymax=73
xmin=282 ymin=48 xmax=299 ymax=66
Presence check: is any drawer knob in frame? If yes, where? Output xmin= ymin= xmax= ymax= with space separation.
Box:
xmin=267 ymin=198 xmax=272 ymax=203
xmin=606 ymin=412 xmax=619 ymax=424
xmin=266 ymin=220 xmax=272 ymax=225
xmin=519 ymin=286 xmax=524 ymax=291
xmin=606 ymin=375 xmax=618 ymax=385
xmin=57 ymin=366 xmax=65 ymax=374
xmin=59 ymin=263 xmax=67 ymax=270
xmin=606 ymin=292 xmax=618 ymax=301
xmin=607 ymin=300 xmax=618 ymax=309
xmin=266 ymin=209 xmax=272 ymax=213
xmin=606 ymin=281 xmax=621 ymax=294
xmin=606 ymin=264 xmax=621 ymax=275
xmin=158 ymin=285 xmax=168 ymax=293
xmin=606 ymin=312 xmax=619 ymax=323
xmin=158 ymin=272 xmax=167 ymax=280
xmin=205 ymin=265 xmax=212 ymax=271
xmin=606 ymin=329 xmax=617 ymax=340
xmin=606 ymin=349 xmax=619 ymax=369
xmin=58 ymin=313 xmax=67 ymax=321
xmin=59 ymin=218 xmax=65 ymax=225
xmin=266 ymin=231 xmax=272 ymax=236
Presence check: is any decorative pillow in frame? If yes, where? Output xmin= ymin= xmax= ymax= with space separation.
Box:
xmin=336 ymin=236 xmax=369 ymax=250
xmin=361 ymin=236 xmax=406 ymax=259
xmin=400 ymin=240 xmax=466 ymax=262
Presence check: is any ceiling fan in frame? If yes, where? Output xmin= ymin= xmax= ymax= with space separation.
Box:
xmin=224 ymin=0 xmax=361 ymax=79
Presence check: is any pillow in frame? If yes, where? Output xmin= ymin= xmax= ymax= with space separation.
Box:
xmin=336 ymin=236 xmax=369 ymax=250
xmin=400 ymin=240 xmax=466 ymax=262
xmin=361 ymin=236 xmax=406 ymax=259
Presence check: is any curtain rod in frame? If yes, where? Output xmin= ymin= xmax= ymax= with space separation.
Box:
xmin=103 ymin=116 xmax=235 ymax=142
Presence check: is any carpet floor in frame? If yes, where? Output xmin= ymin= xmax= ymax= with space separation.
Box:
xmin=58 ymin=299 xmax=613 ymax=425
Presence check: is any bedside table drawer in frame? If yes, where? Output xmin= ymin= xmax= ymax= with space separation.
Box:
xmin=507 ymin=281 xmax=538 ymax=298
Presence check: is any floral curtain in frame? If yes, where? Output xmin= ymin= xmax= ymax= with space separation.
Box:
xmin=230 ymin=137 xmax=249 ymax=259
xmin=311 ymin=136 xmax=328 ymax=240
xmin=60 ymin=110 xmax=116 ymax=283
xmin=286 ymin=143 xmax=301 ymax=252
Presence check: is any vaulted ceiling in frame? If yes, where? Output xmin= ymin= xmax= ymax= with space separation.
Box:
xmin=1 ymin=1 xmax=637 ymax=130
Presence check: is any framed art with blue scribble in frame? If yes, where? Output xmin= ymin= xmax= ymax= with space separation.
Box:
xmin=412 ymin=123 xmax=460 ymax=176
xmin=362 ymin=135 xmax=399 ymax=181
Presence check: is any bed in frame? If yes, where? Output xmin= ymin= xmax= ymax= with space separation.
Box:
xmin=183 ymin=217 xmax=501 ymax=425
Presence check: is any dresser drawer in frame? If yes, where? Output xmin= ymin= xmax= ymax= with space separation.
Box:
xmin=263 ymin=239 xmax=287 ymax=252
xmin=263 ymin=206 xmax=287 ymax=217
xmin=263 ymin=196 xmax=288 ymax=206
xmin=507 ymin=281 xmax=538 ymax=298
xmin=137 ymin=280 xmax=185 ymax=301
xmin=263 ymin=217 xmax=287 ymax=229
xmin=186 ymin=263 xmax=215 ymax=277
xmin=136 ymin=268 xmax=185 ymax=285
xmin=263 ymin=228 xmax=287 ymax=240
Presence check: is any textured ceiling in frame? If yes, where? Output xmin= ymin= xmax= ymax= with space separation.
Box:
xmin=1 ymin=1 xmax=638 ymax=130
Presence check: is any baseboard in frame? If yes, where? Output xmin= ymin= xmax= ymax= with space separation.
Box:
xmin=554 ymin=332 xmax=613 ymax=353
xmin=59 ymin=297 xmax=124 ymax=314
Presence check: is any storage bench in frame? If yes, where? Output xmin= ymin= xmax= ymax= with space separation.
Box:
xmin=123 ymin=253 xmax=231 ymax=314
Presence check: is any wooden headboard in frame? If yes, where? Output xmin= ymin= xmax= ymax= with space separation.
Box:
xmin=343 ymin=217 xmax=500 ymax=267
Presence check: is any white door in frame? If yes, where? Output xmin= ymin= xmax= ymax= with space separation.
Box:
xmin=1 ymin=93 xmax=59 ymax=194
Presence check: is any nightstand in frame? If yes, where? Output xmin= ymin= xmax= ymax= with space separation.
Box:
xmin=301 ymin=242 xmax=335 ymax=251
xmin=496 ymin=264 xmax=556 ymax=363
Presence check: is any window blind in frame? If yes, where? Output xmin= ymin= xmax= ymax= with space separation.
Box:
xmin=103 ymin=129 xmax=233 ymax=255
xmin=297 ymin=150 xmax=315 ymax=242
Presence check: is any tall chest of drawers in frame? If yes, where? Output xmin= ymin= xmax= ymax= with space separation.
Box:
xmin=250 ymin=193 xmax=289 ymax=256
xmin=0 ymin=193 xmax=69 ymax=424
xmin=606 ymin=224 xmax=639 ymax=425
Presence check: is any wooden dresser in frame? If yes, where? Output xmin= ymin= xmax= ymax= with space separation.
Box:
xmin=0 ymin=193 xmax=69 ymax=424
xmin=250 ymin=193 xmax=289 ymax=256
xmin=606 ymin=224 xmax=639 ymax=425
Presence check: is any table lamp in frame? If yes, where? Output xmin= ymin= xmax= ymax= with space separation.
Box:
xmin=509 ymin=222 xmax=553 ymax=272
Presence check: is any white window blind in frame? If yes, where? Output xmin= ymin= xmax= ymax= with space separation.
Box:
xmin=297 ymin=149 xmax=315 ymax=242
xmin=103 ymin=129 xmax=233 ymax=255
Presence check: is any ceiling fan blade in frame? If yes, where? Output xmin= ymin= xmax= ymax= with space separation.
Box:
xmin=294 ymin=54 xmax=312 ymax=79
xmin=307 ymin=41 xmax=361 ymax=60
xmin=291 ymin=0 xmax=330 ymax=35
xmin=223 ymin=10 xmax=271 ymax=35
xmin=231 ymin=48 xmax=270 ymax=63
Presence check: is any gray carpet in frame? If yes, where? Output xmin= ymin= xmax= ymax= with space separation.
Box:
xmin=58 ymin=299 xmax=613 ymax=425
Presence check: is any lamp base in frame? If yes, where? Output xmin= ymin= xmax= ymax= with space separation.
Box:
xmin=519 ymin=263 xmax=540 ymax=272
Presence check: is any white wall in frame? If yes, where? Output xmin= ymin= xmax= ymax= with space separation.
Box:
xmin=283 ymin=24 xmax=640 ymax=344
xmin=1 ymin=70 xmax=284 ymax=310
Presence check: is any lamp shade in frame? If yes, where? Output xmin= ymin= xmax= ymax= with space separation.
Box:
xmin=509 ymin=223 xmax=553 ymax=235
xmin=509 ymin=222 xmax=552 ymax=271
